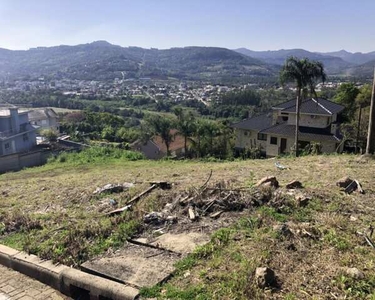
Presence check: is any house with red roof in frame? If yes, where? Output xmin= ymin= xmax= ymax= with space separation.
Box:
xmin=131 ymin=129 xmax=188 ymax=159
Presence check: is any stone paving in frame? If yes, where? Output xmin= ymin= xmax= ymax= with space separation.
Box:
xmin=0 ymin=265 xmax=68 ymax=300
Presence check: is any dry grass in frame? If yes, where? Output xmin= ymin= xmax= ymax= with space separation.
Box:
xmin=1 ymin=154 xmax=375 ymax=298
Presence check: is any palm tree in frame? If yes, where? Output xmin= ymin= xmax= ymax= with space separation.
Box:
xmin=306 ymin=60 xmax=326 ymax=98
xmin=280 ymin=57 xmax=326 ymax=156
xmin=190 ymin=119 xmax=219 ymax=158
xmin=146 ymin=115 xmax=174 ymax=156
xmin=192 ymin=119 xmax=207 ymax=158
xmin=174 ymin=110 xmax=196 ymax=158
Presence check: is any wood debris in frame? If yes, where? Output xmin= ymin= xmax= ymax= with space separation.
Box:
xmin=107 ymin=182 xmax=169 ymax=216
xmin=188 ymin=207 xmax=197 ymax=221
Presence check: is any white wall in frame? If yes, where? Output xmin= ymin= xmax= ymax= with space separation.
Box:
xmin=288 ymin=113 xmax=330 ymax=128
xmin=235 ymin=129 xmax=267 ymax=150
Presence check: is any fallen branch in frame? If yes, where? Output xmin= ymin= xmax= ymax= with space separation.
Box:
xmin=210 ymin=210 xmax=224 ymax=219
xmin=200 ymin=170 xmax=213 ymax=190
xmin=364 ymin=235 xmax=375 ymax=248
xmin=205 ymin=187 xmax=251 ymax=192
xmin=107 ymin=184 xmax=158 ymax=216
xmin=357 ymin=231 xmax=375 ymax=248
xmin=203 ymin=200 xmax=216 ymax=213
xmin=127 ymin=184 xmax=158 ymax=205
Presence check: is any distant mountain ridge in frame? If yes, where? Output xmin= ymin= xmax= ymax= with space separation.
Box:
xmin=235 ymin=48 xmax=375 ymax=77
xmin=234 ymin=48 xmax=354 ymax=74
xmin=0 ymin=42 xmax=374 ymax=81
xmin=319 ymin=50 xmax=375 ymax=65
xmin=0 ymin=41 xmax=276 ymax=82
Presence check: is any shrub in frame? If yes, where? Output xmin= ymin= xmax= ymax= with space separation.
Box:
xmin=48 ymin=146 xmax=144 ymax=165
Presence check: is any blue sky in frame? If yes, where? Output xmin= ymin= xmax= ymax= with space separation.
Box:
xmin=0 ymin=0 xmax=374 ymax=52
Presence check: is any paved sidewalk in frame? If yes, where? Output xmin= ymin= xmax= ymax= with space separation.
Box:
xmin=0 ymin=265 xmax=68 ymax=300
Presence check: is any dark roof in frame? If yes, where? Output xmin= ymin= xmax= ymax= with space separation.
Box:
xmin=273 ymin=99 xmax=296 ymax=109
xmin=231 ymin=113 xmax=272 ymax=131
xmin=261 ymin=122 xmax=341 ymax=142
xmin=273 ymin=98 xmax=344 ymax=116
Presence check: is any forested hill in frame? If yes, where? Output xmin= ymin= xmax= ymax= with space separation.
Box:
xmin=235 ymin=48 xmax=375 ymax=78
xmin=234 ymin=48 xmax=353 ymax=75
xmin=0 ymin=41 xmax=276 ymax=82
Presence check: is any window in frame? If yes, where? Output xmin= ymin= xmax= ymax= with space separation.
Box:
xmin=4 ymin=143 xmax=10 ymax=149
xmin=310 ymin=115 xmax=317 ymax=119
xmin=244 ymin=131 xmax=248 ymax=136
xmin=23 ymin=133 xmax=29 ymax=142
xmin=282 ymin=116 xmax=288 ymax=121
xmin=257 ymin=133 xmax=267 ymax=141
xmin=270 ymin=137 xmax=278 ymax=145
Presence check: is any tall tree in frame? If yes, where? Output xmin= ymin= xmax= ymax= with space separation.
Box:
xmin=355 ymin=84 xmax=372 ymax=153
xmin=191 ymin=119 xmax=219 ymax=158
xmin=174 ymin=110 xmax=196 ymax=158
xmin=334 ymin=83 xmax=360 ymax=121
xmin=280 ymin=57 xmax=326 ymax=156
xmin=146 ymin=115 xmax=174 ymax=156
xmin=192 ymin=119 xmax=208 ymax=158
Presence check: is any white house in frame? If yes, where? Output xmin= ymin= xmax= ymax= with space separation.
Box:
xmin=232 ymin=98 xmax=345 ymax=157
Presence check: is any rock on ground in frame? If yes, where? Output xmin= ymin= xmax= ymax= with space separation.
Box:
xmin=336 ymin=177 xmax=353 ymax=188
xmin=256 ymin=176 xmax=279 ymax=189
xmin=285 ymin=180 xmax=303 ymax=189
xmin=255 ymin=267 xmax=276 ymax=288
xmin=295 ymin=194 xmax=310 ymax=207
xmin=345 ymin=267 xmax=364 ymax=279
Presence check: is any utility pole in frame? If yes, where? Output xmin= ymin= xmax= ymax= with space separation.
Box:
xmin=366 ymin=67 xmax=375 ymax=154
xmin=356 ymin=104 xmax=362 ymax=153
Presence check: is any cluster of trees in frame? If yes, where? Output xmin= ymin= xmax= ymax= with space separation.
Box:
xmin=333 ymin=83 xmax=372 ymax=152
xmin=60 ymin=111 xmax=141 ymax=145
xmin=146 ymin=108 xmax=234 ymax=159
xmin=59 ymin=108 xmax=235 ymax=159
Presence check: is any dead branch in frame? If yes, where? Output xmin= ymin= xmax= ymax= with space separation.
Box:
xmin=200 ymin=169 xmax=213 ymax=190
xmin=107 ymin=184 xmax=158 ymax=216
xmin=364 ymin=235 xmax=375 ymax=248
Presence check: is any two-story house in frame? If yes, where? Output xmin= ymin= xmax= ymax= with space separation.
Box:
xmin=232 ymin=98 xmax=345 ymax=157
xmin=0 ymin=108 xmax=38 ymax=156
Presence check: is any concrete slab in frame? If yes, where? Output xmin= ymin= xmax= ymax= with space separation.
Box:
xmin=149 ymin=232 xmax=210 ymax=254
xmin=81 ymin=243 xmax=179 ymax=288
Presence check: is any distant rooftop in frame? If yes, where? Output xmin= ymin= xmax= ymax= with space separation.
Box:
xmin=0 ymin=108 xmax=30 ymax=117
xmin=273 ymin=98 xmax=345 ymax=116
xmin=231 ymin=112 xmax=273 ymax=131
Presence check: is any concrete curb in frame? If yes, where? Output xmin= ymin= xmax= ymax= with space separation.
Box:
xmin=0 ymin=244 xmax=139 ymax=300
